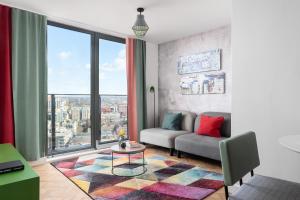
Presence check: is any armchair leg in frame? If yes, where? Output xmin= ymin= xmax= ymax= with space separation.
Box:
xmin=224 ymin=185 xmax=229 ymax=199
xmin=239 ymin=179 xmax=243 ymax=186
xmin=177 ymin=150 xmax=181 ymax=158
xmin=169 ymin=148 xmax=174 ymax=156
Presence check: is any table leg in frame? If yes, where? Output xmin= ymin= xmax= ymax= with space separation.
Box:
xmin=128 ymin=154 xmax=131 ymax=164
xmin=111 ymin=152 xmax=114 ymax=174
xmin=143 ymin=151 xmax=145 ymax=166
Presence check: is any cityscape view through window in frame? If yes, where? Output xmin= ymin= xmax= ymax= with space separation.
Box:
xmin=47 ymin=23 xmax=127 ymax=154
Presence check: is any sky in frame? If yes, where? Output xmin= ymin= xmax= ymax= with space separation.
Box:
xmin=48 ymin=25 xmax=127 ymax=95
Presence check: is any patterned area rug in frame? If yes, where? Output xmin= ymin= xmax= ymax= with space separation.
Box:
xmin=51 ymin=150 xmax=224 ymax=200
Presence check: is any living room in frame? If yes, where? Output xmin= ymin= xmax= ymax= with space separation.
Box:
xmin=1 ymin=0 xmax=300 ymax=200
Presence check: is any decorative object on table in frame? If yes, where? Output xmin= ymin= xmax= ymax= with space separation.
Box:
xmin=149 ymin=85 xmax=156 ymax=127
xmin=177 ymin=49 xmax=221 ymax=74
xmin=118 ymin=128 xmax=126 ymax=149
xmin=132 ymin=7 xmax=149 ymax=38
xmin=180 ymin=72 xmax=225 ymax=95
xmin=0 ymin=160 xmax=24 ymax=174
xmin=52 ymin=150 xmax=224 ymax=200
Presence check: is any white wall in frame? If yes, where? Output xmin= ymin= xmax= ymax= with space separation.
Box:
xmin=158 ymin=26 xmax=231 ymax=117
xmin=146 ymin=42 xmax=159 ymax=128
xmin=232 ymin=0 xmax=300 ymax=182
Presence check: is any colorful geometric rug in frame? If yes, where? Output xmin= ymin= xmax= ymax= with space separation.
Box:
xmin=51 ymin=149 xmax=224 ymax=200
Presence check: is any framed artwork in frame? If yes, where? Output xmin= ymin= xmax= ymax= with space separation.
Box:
xmin=179 ymin=73 xmax=225 ymax=95
xmin=177 ymin=49 xmax=221 ymax=74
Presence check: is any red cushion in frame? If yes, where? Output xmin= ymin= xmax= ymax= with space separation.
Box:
xmin=196 ymin=115 xmax=224 ymax=138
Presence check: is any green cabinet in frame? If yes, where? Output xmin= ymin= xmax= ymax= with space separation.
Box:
xmin=0 ymin=144 xmax=39 ymax=200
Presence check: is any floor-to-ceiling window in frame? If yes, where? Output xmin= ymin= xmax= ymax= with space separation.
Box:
xmin=47 ymin=22 xmax=126 ymax=155
xmin=99 ymin=39 xmax=127 ymax=143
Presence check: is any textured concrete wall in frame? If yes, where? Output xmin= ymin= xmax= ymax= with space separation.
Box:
xmin=158 ymin=26 xmax=231 ymax=118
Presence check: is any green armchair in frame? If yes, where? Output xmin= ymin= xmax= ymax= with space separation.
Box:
xmin=219 ymin=131 xmax=300 ymax=199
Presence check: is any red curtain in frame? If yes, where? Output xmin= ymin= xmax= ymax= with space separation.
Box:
xmin=126 ymin=38 xmax=138 ymax=141
xmin=0 ymin=5 xmax=15 ymax=145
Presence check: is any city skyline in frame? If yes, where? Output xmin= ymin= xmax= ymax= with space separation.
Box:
xmin=47 ymin=94 xmax=128 ymax=151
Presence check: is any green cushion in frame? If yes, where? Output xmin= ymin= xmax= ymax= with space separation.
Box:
xmin=162 ymin=112 xmax=183 ymax=130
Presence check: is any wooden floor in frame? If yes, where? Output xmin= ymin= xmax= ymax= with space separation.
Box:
xmin=33 ymin=145 xmax=225 ymax=200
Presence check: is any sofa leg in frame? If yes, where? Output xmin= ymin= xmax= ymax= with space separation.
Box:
xmin=224 ymin=185 xmax=229 ymax=199
xmin=177 ymin=150 xmax=181 ymax=158
xmin=169 ymin=148 xmax=174 ymax=156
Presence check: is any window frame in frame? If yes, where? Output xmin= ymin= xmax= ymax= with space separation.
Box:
xmin=47 ymin=21 xmax=126 ymax=156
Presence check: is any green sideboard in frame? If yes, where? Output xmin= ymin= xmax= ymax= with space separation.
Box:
xmin=0 ymin=144 xmax=39 ymax=200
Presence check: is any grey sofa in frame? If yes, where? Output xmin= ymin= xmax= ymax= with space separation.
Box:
xmin=140 ymin=110 xmax=196 ymax=155
xmin=140 ymin=110 xmax=231 ymax=160
xmin=175 ymin=112 xmax=231 ymax=161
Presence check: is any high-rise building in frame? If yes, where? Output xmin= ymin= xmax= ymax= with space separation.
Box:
xmin=81 ymin=106 xmax=90 ymax=120
xmin=118 ymin=103 xmax=127 ymax=116
xmin=71 ymin=107 xmax=81 ymax=121
xmin=55 ymin=97 xmax=62 ymax=109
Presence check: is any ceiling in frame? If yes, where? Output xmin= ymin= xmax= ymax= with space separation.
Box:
xmin=0 ymin=0 xmax=231 ymax=44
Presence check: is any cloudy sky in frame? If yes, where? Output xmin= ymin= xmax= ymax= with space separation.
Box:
xmin=48 ymin=25 xmax=127 ymax=95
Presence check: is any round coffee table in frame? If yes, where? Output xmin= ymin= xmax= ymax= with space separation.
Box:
xmin=111 ymin=143 xmax=147 ymax=177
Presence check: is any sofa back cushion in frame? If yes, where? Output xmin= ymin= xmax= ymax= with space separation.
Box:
xmin=161 ymin=112 xmax=183 ymax=130
xmin=194 ymin=112 xmax=231 ymax=137
xmin=160 ymin=110 xmax=196 ymax=132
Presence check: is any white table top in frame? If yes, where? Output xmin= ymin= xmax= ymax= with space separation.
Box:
xmin=111 ymin=143 xmax=145 ymax=154
xmin=278 ymin=135 xmax=300 ymax=153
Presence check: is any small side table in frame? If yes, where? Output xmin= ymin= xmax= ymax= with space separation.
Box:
xmin=111 ymin=143 xmax=147 ymax=177
xmin=278 ymin=135 xmax=300 ymax=153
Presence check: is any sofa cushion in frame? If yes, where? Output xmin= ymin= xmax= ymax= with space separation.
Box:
xmin=162 ymin=112 xmax=183 ymax=130
xmin=160 ymin=110 xmax=196 ymax=132
xmin=194 ymin=112 xmax=231 ymax=138
xmin=140 ymin=128 xmax=189 ymax=148
xmin=196 ymin=115 xmax=224 ymax=137
xmin=175 ymin=133 xmax=227 ymax=161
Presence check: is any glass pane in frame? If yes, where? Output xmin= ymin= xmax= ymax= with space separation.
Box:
xmin=47 ymin=25 xmax=91 ymax=154
xmin=99 ymin=39 xmax=127 ymax=143
xmin=47 ymin=95 xmax=52 ymax=152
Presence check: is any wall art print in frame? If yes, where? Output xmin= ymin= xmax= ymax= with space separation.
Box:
xmin=180 ymin=73 xmax=225 ymax=95
xmin=177 ymin=49 xmax=221 ymax=74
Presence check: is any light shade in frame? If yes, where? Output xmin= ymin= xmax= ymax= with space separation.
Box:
xmin=132 ymin=8 xmax=149 ymax=38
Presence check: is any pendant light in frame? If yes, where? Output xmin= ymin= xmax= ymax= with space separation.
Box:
xmin=132 ymin=7 xmax=149 ymax=38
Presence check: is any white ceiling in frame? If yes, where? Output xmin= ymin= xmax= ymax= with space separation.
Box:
xmin=0 ymin=0 xmax=231 ymax=44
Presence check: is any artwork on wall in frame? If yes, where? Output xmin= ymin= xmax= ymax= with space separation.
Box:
xmin=177 ymin=49 xmax=221 ymax=74
xmin=179 ymin=73 xmax=225 ymax=95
